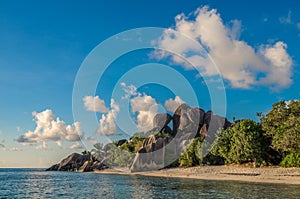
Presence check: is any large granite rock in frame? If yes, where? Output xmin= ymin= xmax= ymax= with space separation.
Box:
xmin=129 ymin=104 xmax=231 ymax=172
xmin=78 ymin=160 xmax=92 ymax=172
xmin=47 ymin=153 xmax=90 ymax=172
xmin=91 ymin=161 xmax=108 ymax=170
xmin=130 ymin=135 xmax=168 ymax=172
xmin=46 ymin=163 xmax=59 ymax=171
xmin=173 ymin=104 xmax=206 ymax=137
xmin=153 ymin=113 xmax=172 ymax=132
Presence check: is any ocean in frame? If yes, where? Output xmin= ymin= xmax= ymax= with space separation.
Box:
xmin=0 ymin=168 xmax=299 ymax=198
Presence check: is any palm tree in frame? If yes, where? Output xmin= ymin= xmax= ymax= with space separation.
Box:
xmin=91 ymin=143 xmax=111 ymax=164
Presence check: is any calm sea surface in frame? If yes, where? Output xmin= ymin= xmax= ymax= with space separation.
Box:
xmin=0 ymin=168 xmax=299 ymax=198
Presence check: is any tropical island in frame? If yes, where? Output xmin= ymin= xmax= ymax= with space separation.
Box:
xmin=47 ymin=100 xmax=300 ymax=184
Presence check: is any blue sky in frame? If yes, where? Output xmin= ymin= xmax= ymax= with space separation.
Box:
xmin=0 ymin=0 xmax=299 ymax=167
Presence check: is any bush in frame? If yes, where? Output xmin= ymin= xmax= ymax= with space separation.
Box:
xmin=261 ymin=100 xmax=300 ymax=154
xmin=178 ymin=137 xmax=204 ymax=167
xmin=280 ymin=152 xmax=300 ymax=167
xmin=211 ymin=120 xmax=269 ymax=166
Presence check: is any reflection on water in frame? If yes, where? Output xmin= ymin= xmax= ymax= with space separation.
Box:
xmin=0 ymin=169 xmax=299 ymax=198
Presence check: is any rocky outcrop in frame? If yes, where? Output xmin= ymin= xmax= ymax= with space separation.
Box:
xmin=173 ymin=104 xmax=206 ymax=137
xmin=130 ymin=104 xmax=231 ymax=172
xmin=58 ymin=153 xmax=90 ymax=171
xmin=46 ymin=153 xmax=90 ymax=172
xmin=46 ymin=163 xmax=59 ymax=171
xmin=153 ymin=113 xmax=172 ymax=132
xmin=172 ymin=104 xmax=230 ymax=138
xmin=47 ymin=104 xmax=231 ymax=173
xmin=91 ymin=161 xmax=108 ymax=170
xmin=130 ymin=135 xmax=167 ymax=172
xmin=78 ymin=160 xmax=92 ymax=172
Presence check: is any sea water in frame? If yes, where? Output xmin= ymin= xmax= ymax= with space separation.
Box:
xmin=0 ymin=168 xmax=299 ymax=198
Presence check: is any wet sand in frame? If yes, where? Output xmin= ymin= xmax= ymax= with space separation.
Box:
xmin=94 ymin=165 xmax=300 ymax=184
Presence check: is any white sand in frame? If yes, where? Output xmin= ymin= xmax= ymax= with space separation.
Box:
xmin=94 ymin=165 xmax=300 ymax=184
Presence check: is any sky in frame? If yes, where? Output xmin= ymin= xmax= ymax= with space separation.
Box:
xmin=0 ymin=0 xmax=299 ymax=167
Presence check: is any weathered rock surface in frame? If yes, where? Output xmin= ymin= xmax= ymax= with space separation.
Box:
xmin=173 ymin=104 xmax=206 ymax=137
xmin=130 ymin=104 xmax=231 ymax=172
xmin=46 ymin=163 xmax=59 ymax=171
xmin=130 ymin=135 xmax=167 ymax=172
xmin=78 ymin=160 xmax=92 ymax=172
xmin=46 ymin=153 xmax=90 ymax=172
xmin=153 ymin=113 xmax=172 ymax=132
xmin=91 ymin=161 xmax=108 ymax=170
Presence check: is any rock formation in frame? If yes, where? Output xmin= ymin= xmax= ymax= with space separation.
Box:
xmin=130 ymin=135 xmax=166 ymax=172
xmin=46 ymin=153 xmax=90 ymax=171
xmin=153 ymin=113 xmax=172 ymax=132
xmin=47 ymin=104 xmax=231 ymax=173
xmin=130 ymin=104 xmax=231 ymax=172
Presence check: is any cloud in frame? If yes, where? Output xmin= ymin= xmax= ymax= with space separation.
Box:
xmin=279 ymin=10 xmax=292 ymax=24
xmin=153 ymin=6 xmax=293 ymax=90
xmin=69 ymin=142 xmax=84 ymax=150
xmin=297 ymin=22 xmax=300 ymax=29
xmin=97 ymin=99 xmax=120 ymax=135
xmin=130 ymin=94 xmax=158 ymax=131
xmin=259 ymin=42 xmax=292 ymax=88
xmin=83 ymin=96 xmax=108 ymax=112
xmin=36 ymin=141 xmax=51 ymax=150
xmin=16 ymin=109 xmax=84 ymax=148
xmin=165 ymin=96 xmax=185 ymax=112
xmin=120 ymin=82 xmax=139 ymax=99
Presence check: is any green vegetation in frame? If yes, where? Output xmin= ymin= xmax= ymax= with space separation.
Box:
xmin=211 ymin=120 xmax=269 ymax=166
xmin=178 ymin=137 xmax=204 ymax=167
xmin=280 ymin=152 xmax=300 ymax=167
xmin=88 ymin=100 xmax=300 ymax=168
xmin=260 ymin=100 xmax=300 ymax=166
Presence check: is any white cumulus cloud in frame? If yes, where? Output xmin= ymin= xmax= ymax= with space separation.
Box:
xmin=83 ymin=96 xmax=108 ymax=112
xmin=97 ymin=99 xmax=120 ymax=135
xmin=16 ymin=109 xmax=84 ymax=148
xmin=153 ymin=6 xmax=293 ymax=90
xmin=165 ymin=96 xmax=185 ymax=112
xmin=130 ymin=94 xmax=158 ymax=131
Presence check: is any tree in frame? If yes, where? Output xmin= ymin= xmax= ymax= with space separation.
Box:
xmin=260 ymin=100 xmax=300 ymax=154
xmin=212 ymin=120 xmax=268 ymax=165
xmin=178 ymin=137 xmax=204 ymax=167
xmin=260 ymin=100 xmax=300 ymax=167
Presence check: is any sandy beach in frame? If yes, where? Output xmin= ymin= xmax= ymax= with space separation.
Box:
xmin=94 ymin=165 xmax=300 ymax=185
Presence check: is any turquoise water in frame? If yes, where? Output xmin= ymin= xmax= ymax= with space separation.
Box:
xmin=0 ymin=169 xmax=299 ymax=198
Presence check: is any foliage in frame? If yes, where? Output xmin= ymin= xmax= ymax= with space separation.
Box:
xmin=178 ymin=137 xmax=204 ymax=167
xmin=119 ymin=137 xmax=145 ymax=154
xmin=260 ymin=100 xmax=300 ymax=154
xmin=88 ymin=100 xmax=300 ymax=168
xmin=81 ymin=150 xmax=90 ymax=155
xmin=106 ymin=146 xmax=134 ymax=167
xmin=91 ymin=143 xmax=106 ymax=162
xmin=211 ymin=120 xmax=268 ymax=165
xmin=279 ymin=152 xmax=300 ymax=167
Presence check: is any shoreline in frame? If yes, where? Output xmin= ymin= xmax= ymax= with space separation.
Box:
xmin=94 ymin=165 xmax=300 ymax=185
